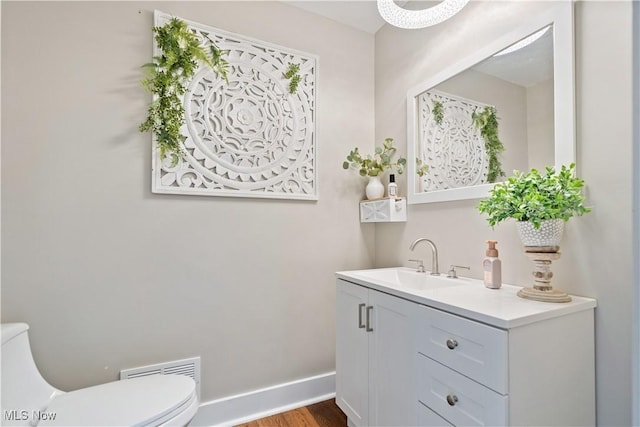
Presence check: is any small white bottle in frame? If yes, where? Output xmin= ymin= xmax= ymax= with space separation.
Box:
xmin=388 ymin=174 xmax=398 ymax=198
xmin=483 ymin=240 xmax=502 ymax=289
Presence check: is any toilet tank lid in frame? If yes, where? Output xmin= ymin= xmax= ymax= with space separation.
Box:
xmin=1 ymin=323 xmax=29 ymax=345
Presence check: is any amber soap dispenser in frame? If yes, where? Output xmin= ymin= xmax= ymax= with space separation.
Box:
xmin=483 ymin=240 xmax=502 ymax=289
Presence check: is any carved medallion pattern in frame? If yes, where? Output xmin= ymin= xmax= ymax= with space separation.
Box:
xmin=417 ymin=90 xmax=490 ymax=192
xmin=152 ymin=12 xmax=317 ymax=199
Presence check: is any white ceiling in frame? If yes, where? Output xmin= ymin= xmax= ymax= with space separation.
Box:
xmin=283 ymin=0 xmax=386 ymax=34
xmin=474 ymin=27 xmax=554 ymax=87
xmin=284 ymin=1 xmax=553 ymax=88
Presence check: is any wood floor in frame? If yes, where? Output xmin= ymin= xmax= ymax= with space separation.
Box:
xmin=235 ymin=399 xmax=347 ymax=427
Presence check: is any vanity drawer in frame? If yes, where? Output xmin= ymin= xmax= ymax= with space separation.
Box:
xmin=417 ymin=355 xmax=508 ymax=427
xmin=417 ymin=402 xmax=453 ymax=426
xmin=416 ymin=305 xmax=508 ymax=394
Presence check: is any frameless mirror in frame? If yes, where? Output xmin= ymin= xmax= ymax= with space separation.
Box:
xmin=407 ymin=3 xmax=574 ymax=204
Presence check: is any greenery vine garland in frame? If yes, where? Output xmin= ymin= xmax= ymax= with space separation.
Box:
xmin=139 ymin=17 xmax=229 ymax=163
xmin=284 ymin=63 xmax=301 ymax=94
xmin=432 ymin=101 xmax=444 ymax=125
xmin=472 ymin=106 xmax=505 ymax=183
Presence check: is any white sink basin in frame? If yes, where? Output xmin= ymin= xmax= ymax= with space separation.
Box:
xmin=345 ymin=267 xmax=470 ymax=291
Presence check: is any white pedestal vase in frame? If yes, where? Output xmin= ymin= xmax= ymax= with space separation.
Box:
xmin=516 ymin=219 xmax=571 ymax=303
xmin=365 ymin=176 xmax=385 ymax=200
xmin=516 ymin=219 xmax=564 ymax=249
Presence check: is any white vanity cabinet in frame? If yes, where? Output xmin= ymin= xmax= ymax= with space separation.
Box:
xmin=414 ymin=303 xmax=595 ymax=426
xmin=335 ymin=279 xmax=415 ymax=426
xmin=415 ymin=305 xmax=508 ymax=426
xmin=335 ymin=270 xmax=596 ymax=427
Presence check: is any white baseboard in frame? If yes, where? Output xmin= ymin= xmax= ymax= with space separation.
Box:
xmin=188 ymin=372 xmax=336 ymax=426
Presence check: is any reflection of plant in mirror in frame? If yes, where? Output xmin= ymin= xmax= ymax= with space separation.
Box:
xmin=343 ymin=138 xmax=407 ymax=177
xmin=416 ymin=158 xmax=429 ymax=177
xmin=139 ymin=17 xmax=229 ymax=163
xmin=477 ymin=163 xmax=590 ymax=229
xmin=472 ymin=106 xmax=505 ymax=183
xmin=432 ymin=101 xmax=444 ymax=125
xmin=284 ymin=63 xmax=301 ymax=94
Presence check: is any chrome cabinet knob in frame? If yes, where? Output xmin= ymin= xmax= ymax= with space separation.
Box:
xmin=446 ymin=394 xmax=458 ymax=406
xmin=446 ymin=339 xmax=458 ymax=350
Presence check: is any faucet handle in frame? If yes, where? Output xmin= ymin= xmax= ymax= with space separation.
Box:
xmin=447 ymin=265 xmax=470 ymax=279
xmin=408 ymin=259 xmax=425 ymax=273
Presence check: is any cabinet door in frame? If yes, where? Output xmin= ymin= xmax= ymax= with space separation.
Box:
xmin=368 ymin=289 xmax=416 ymax=426
xmin=336 ymin=280 xmax=369 ymax=426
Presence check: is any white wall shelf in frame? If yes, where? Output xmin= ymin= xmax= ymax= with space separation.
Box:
xmin=359 ymin=198 xmax=407 ymax=223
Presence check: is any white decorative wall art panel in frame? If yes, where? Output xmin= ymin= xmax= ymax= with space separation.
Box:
xmin=417 ymin=90 xmax=491 ymax=192
xmin=152 ymin=11 xmax=318 ymax=200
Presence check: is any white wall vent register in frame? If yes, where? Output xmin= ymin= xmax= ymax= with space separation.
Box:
xmin=120 ymin=356 xmax=201 ymax=398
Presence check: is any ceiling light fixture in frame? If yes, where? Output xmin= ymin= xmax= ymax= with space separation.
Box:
xmin=377 ymin=0 xmax=470 ymax=30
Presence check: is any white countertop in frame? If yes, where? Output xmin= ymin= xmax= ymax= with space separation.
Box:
xmin=336 ymin=267 xmax=596 ymax=329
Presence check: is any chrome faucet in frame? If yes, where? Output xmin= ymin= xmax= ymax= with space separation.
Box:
xmin=409 ymin=238 xmax=440 ymax=275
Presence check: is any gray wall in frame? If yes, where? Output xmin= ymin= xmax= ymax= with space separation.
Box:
xmin=526 ymin=79 xmax=555 ymax=171
xmin=1 ymin=1 xmax=636 ymax=425
xmin=374 ymin=1 xmax=633 ymax=425
xmin=1 ymin=1 xmax=375 ymax=401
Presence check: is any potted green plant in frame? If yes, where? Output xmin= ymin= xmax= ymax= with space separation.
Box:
xmin=477 ymin=163 xmax=590 ymax=247
xmin=343 ymin=138 xmax=407 ymax=200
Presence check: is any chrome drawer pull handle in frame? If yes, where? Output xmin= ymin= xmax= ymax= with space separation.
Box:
xmin=446 ymin=339 xmax=458 ymax=350
xmin=366 ymin=306 xmax=374 ymax=332
xmin=446 ymin=394 xmax=458 ymax=406
xmin=358 ymin=303 xmax=366 ymax=329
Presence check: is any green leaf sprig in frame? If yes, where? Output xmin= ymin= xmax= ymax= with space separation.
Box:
xmin=342 ymin=138 xmax=407 ymax=177
xmin=432 ymin=101 xmax=444 ymax=125
xmin=472 ymin=106 xmax=505 ymax=183
xmin=416 ymin=158 xmax=429 ymax=177
xmin=284 ymin=63 xmax=301 ymax=94
xmin=139 ymin=17 xmax=229 ymax=163
xmin=477 ymin=163 xmax=591 ymax=229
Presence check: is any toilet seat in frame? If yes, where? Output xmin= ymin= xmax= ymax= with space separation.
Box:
xmin=39 ymin=375 xmax=198 ymax=427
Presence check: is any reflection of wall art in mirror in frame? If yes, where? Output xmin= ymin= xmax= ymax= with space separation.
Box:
xmin=472 ymin=106 xmax=505 ymax=183
xmin=418 ymin=90 xmax=501 ymax=192
xmin=151 ymin=11 xmax=317 ymax=200
xmin=432 ymin=101 xmax=444 ymax=125
xmin=406 ymin=3 xmax=575 ymax=205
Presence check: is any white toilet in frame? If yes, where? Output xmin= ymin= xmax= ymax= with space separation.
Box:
xmin=1 ymin=323 xmax=199 ymax=426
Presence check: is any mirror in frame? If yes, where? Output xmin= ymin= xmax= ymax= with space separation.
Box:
xmin=407 ymin=3 xmax=574 ymax=204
